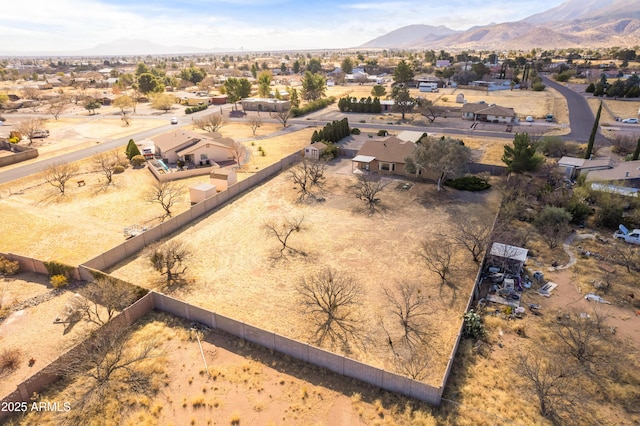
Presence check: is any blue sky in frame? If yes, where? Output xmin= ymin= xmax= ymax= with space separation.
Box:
xmin=1 ymin=0 xmax=567 ymax=53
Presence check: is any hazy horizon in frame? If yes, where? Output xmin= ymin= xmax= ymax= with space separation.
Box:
xmin=0 ymin=0 xmax=567 ymax=55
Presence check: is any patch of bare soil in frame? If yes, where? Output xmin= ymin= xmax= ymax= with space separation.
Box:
xmin=15 ymin=312 xmax=441 ymax=425
xmin=108 ymin=168 xmax=501 ymax=385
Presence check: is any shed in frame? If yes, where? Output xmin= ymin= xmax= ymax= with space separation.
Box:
xmin=210 ymin=168 xmax=237 ymax=191
xmin=456 ymin=93 xmax=465 ymax=103
xmin=189 ymin=183 xmax=217 ymax=204
xmin=304 ymin=142 xmax=327 ymax=160
xmin=488 ymin=242 xmax=528 ymax=275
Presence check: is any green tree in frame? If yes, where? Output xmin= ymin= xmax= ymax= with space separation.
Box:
xmin=536 ymin=206 xmax=572 ymax=249
xmin=257 ymin=71 xmax=272 ymax=98
xmin=125 ymin=139 xmax=141 ymax=160
xmin=393 ymin=60 xmax=414 ymax=85
xmin=223 ymin=77 xmax=252 ymax=110
xmin=502 ymin=133 xmax=543 ymax=173
xmin=137 ymin=73 xmax=163 ymax=95
xmin=306 ymin=58 xmax=322 ymax=74
xmin=341 ymin=57 xmax=354 ymax=74
xmin=371 ymin=84 xmax=386 ymax=97
xmin=135 ymin=62 xmax=150 ymax=75
xmin=150 ymin=93 xmax=175 ymax=111
xmin=113 ymin=95 xmax=133 ymax=114
xmin=391 ymin=86 xmax=415 ymax=120
xmin=84 ymin=98 xmax=101 ymax=115
xmin=301 ymin=71 xmax=326 ymax=102
xmin=293 ymin=60 xmax=301 ymax=74
xmin=584 ymin=102 xmax=602 ymax=159
xmin=289 ymin=88 xmax=300 ymax=109
xmin=0 ymin=92 xmax=8 ymax=109
xmin=404 ymin=136 xmax=471 ymax=191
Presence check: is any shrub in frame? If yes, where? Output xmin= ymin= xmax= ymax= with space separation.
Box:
xmin=351 ymin=128 xmax=361 ymax=135
xmin=291 ymin=97 xmax=335 ymax=117
xmin=0 ymin=348 xmax=21 ymax=374
xmin=377 ymin=130 xmax=388 ymax=136
xmin=113 ymin=165 xmax=125 ymax=174
xmin=444 ymin=176 xmax=491 ymax=191
xmin=0 ymin=256 xmax=19 ymax=275
xmin=43 ymin=260 xmax=74 ymax=278
xmin=130 ymin=155 xmax=147 ymax=167
xmin=532 ymin=82 xmax=546 ymax=91
xmin=321 ymin=142 xmax=338 ymax=160
xmin=8 ymin=136 xmax=20 ymax=144
xmin=462 ymin=309 xmax=486 ymax=340
xmin=50 ymin=274 xmax=68 ymax=289
xmin=185 ymin=104 xmax=208 ymax=114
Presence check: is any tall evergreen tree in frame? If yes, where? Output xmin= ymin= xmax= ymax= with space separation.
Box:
xmin=632 ymin=136 xmax=640 ymax=161
xmin=585 ymin=101 xmax=602 ymax=159
xmin=502 ymin=133 xmax=543 ymax=173
xmin=125 ymin=139 xmax=140 ymax=160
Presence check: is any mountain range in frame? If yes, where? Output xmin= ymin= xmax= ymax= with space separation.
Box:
xmin=360 ymin=0 xmax=640 ymax=50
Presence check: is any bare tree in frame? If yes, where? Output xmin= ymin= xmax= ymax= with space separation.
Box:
xmin=44 ymin=162 xmax=78 ymax=195
xmin=419 ymin=239 xmax=457 ymax=285
xmin=513 ymin=350 xmax=581 ymax=423
xmin=47 ymin=95 xmax=68 ymax=120
xmin=149 ymin=240 xmax=192 ymax=286
xmin=94 ymin=152 xmax=119 ymax=185
xmin=383 ymin=281 xmax=432 ymax=347
xmin=16 ymin=117 xmax=46 ymax=145
xmin=231 ymin=140 xmax=248 ymax=169
xmin=297 ymin=268 xmax=364 ymax=347
xmin=610 ymin=242 xmax=639 ymax=274
xmin=289 ymin=157 xmax=326 ymax=202
xmin=391 ymin=342 xmax=432 ymax=380
xmin=144 ymin=181 xmax=184 ymax=219
xmin=352 ymin=174 xmax=388 ymax=213
xmin=78 ymin=277 xmax=138 ymax=326
xmin=193 ymin=113 xmax=227 ymax=133
xmin=418 ymin=99 xmax=448 ymax=123
xmin=21 ymin=86 xmax=42 ymax=112
xmin=59 ymin=323 xmax=162 ymax=422
xmin=271 ymin=108 xmax=292 ymax=128
xmin=450 ymin=215 xmax=493 ymax=263
xmin=247 ymin=115 xmax=262 ymax=136
xmin=264 ymin=215 xmax=305 ymax=258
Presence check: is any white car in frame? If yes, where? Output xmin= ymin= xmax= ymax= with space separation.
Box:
xmin=525 ymin=116 xmax=534 ymax=122
xmin=170 ymin=117 xmax=178 ymax=125
xmin=622 ymin=118 xmax=639 ymax=124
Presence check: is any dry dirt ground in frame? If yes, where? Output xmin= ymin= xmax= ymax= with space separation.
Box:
xmin=14 ymin=312 xmax=443 ymax=426
xmin=107 ymin=166 xmax=501 ymax=384
xmin=0 ymin=273 xmax=106 ymax=399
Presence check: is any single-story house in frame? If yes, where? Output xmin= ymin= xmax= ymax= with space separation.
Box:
xmin=240 ymin=98 xmax=290 ymax=112
xmin=487 ymin=242 xmax=528 ymax=275
xmin=436 ymin=60 xmax=451 ymax=68
xmin=304 ymin=142 xmax=327 ymax=160
xmin=351 ymin=137 xmax=416 ymax=175
xmin=558 ymin=156 xmax=613 ymax=180
xmin=152 ymin=130 xmax=235 ymax=166
xmin=584 ymin=160 xmax=640 ymax=189
xmin=461 ymin=102 xmax=515 ymax=123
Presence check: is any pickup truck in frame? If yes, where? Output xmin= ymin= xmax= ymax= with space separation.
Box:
xmin=613 ymin=224 xmax=640 ymax=245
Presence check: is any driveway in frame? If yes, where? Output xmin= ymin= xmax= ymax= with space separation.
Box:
xmin=542 ymin=75 xmax=609 ymax=145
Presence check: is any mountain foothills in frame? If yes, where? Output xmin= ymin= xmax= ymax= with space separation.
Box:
xmin=361 ymin=0 xmax=640 ymax=50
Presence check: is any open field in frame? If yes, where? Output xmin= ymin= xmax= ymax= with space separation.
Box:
xmin=13 ymin=312 xmax=444 ymax=425
xmin=107 ymin=167 xmax=501 ymax=384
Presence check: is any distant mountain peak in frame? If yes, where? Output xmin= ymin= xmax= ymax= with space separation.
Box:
xmin=359 ymin=24 xmax=459 ymax=48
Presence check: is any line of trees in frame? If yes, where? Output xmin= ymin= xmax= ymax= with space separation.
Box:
xmin=338 ymin=96 xmax=382 ymax=113
xmin=310 ymin=118 xmax=350 ymax=144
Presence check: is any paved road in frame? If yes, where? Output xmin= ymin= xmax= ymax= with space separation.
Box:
xmin=542 ymin=75 xmax=608 ymax=145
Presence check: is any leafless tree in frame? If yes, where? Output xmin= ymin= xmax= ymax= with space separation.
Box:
xmin=548 ymin=309 xmax=617 ymax=373
xmin=391 ymin=342 xmax=432 ymax=380
xmin=77 ymin=277 xmax=139 ymax=326
xmin=59 ymin=323 xmax=162 ymax=422
xmin=383 ymin=281 xmax=432 ymax=347
xmin=144 ymin=181 xmax=184 ymax=219
xmin=43 ymin=162 xmax=78 ymax=195
xmin=148 ymin=240 xmax=192 ymax=286
xmin=21 ymin=86 xmax=42 ymax=112
xmin=264 ymin=215 xmax=305 ymax=258
xmin=271 ymin=108 xmax=292 ymax=128
xmin=419 ymin=239 xmax=457 ymax=285
xmin=449 ymin=214 xmax=493 ymax=263
xmin=418 ymin=98 xmax=448 ymax=123
xmin=247 ymin=115 xmax=262 ymax=136
xmin=352 ymin=174 xmax=388 ymax=213
xmin=297 ymin=268 xmax=364 ymax=348
xmin=94 ymin=152 xmax=119 ymax=185
xmin=16 ymin=117 xmax=46 ymax=145
xmin=610 ymin=242 xmax=639 ymax=274
xmin=513 ymin=350 xmax=582 ymax=423
xmin=47 ymin=95 xmax=68 ymax=120
xmin=193 ymin=113 xmax=227 ymax=133
xmin=289 ymin=157 xmax=326 ymax=202
xmin=231 ymin=140 xmax=249 ymax=169
xmin=121 ymin=111 xmax=131 ymax=126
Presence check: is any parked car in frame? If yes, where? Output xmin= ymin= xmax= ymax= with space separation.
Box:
xmin=32 ymin=129 xmax=50 ymax=138
xmin=170 ymin=117 xmax=178 ymax=125
xmin=613 ymin=224 xmax=640 ymax=245
xmin=621 ymin=118 xmax=639 ymax=124
xmin=525 ymin=116 xmax=534 ymax=122
xmin=585 ymin=293 xmax=611 ymax=304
